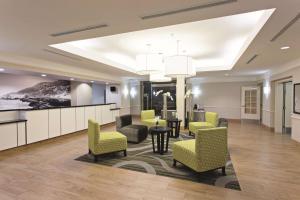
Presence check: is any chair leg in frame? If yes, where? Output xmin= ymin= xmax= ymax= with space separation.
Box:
xmin=88 ymin=149 xmax=91 ymax=154
xmin=124 ymin=150 xmax=127 ymax=157
xmin=222 ymin=166 xmax=226 ymax=176
xmin=173 ymin=159 xmax=177 ymax=167
xmin=189 ymin=131 xmax=191 ymax=136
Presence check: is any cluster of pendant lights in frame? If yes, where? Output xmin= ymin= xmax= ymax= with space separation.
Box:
xmin=136 ymin=41 xmax=196 ymax=82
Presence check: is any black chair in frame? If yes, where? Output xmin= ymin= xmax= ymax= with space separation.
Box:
xmin=116 ymin=115 xmax=148 ymax=143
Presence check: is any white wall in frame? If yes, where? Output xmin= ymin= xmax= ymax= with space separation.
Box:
xmin=117 ymin=80 xmax=142 ymax=116
xmin=188 ymin=80 xmax=257 ymax=119
xmin=274 ymin=82 xmax=283 ymax=132
xmin=92 ymin=83 xmax=106 ymax=104
xmin=71 ymin=82 xmax=92 ymax=106
xmin=120 ymin=81 xmax=131 ymax=115
xmin=106 ymin=84 xmax=121 ymax=107
xmin=130 ymin=81 xmax=141 ymax=115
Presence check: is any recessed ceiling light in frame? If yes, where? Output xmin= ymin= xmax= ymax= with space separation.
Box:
xmin=280 ymin=46 xmax=290 ymax=50
xmin=224 ymin=73 xmax=229 ymax=76
xmin=0 ymin=68 xmax=5 ymax=72
xmin=90 ymin=80 xmax=94 ymax=83
xmin=41 ymin=74 xmax=47 ymax=77
xmin=70 ymin=78 xmax=74 ymax=81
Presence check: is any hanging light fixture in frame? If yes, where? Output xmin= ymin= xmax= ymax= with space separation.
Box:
xmin=165 ymin=40 xmax=196 ymax=77
xmin=150 ymin=73 xmax=172 ymax=82
xmin=136 ymin=44 xmax=163 ymax=75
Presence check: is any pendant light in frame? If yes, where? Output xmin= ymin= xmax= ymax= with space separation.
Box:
xmin=136 ymin=44 xmax=163 ymax=75
xmin=165 ymin=40 xmax=195 ymax=77
xmin=150 ymin=72 xmax=172 ymax=82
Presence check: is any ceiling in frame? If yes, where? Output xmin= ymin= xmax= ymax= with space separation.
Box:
xmin=50 ymin=9 xmax=274 ymax=73
xmin=0 ymin=0 xmax=299 ymax=82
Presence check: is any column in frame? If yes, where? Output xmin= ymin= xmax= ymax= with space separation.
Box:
xmin=176 ymin=76 xmax=185 ymax=127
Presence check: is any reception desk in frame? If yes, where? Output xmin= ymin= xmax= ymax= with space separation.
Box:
xmin=0 ymin=119 xmax=27 ymax=151
xmin=0 ymin=103 xmax=119 ymax=150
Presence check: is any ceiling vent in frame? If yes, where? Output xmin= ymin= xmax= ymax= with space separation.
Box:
xmin=50 ymin=24 xmax=108 ymax=37
xmin=43 ymin=49 xmax=81 ymax=61
xmin=141 ymin=0 xmax=237 ymax=20
xmin=246 ymin=54 xmax=258 ymax=64
xmin=270 ymin=13 xmax=300 ymax=42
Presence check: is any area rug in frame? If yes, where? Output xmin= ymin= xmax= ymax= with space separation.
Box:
xmin=75 ymin=133 xmax=241 ymax=190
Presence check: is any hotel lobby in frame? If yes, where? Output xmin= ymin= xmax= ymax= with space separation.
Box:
xmin=0 ymin=1 xmax=300 ymax=200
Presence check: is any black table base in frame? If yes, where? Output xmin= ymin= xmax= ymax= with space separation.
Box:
xmin=149 ymin=126 xmax=171 ymax=155
xmin=167 ymin=119 xmax=182 ymax=138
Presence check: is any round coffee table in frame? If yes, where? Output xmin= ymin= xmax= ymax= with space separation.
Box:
xmin=149 ymin=126 xmax=171 ymax=155
xmin=167 ymin=118 xmax=182 ymax=138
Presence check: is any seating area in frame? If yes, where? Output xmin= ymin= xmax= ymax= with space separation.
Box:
xmin=87 ymin=109 xmax=230 ymax=179
xmin=79 ymin=110 xmax=236 ymax=190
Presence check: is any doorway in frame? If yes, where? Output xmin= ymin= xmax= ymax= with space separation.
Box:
xmin=283 ymin=81 xmax=292 ymax=134
xmin=275 ymin=81 xmax=292 ymax=134
xmin=241 ymin=86 xmax=260 ymax=121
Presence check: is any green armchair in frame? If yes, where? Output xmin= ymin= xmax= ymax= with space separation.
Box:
xmin=88 ymin=119 xmax=127 ymax=162
xmin=141 ymin=110 xmax=166 ymax=128
xmin=173 ymin=127 xmax=228 ymax=174
xmin=189 ymin=112 xmax=218 ymax=135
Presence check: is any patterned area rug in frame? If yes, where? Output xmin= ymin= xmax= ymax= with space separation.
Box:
xmin=76 ymin=133 xmax=241 ymax=190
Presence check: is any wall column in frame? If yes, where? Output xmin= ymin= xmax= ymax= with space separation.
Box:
xmin=176 ymin=76 xmax=185 ymax=127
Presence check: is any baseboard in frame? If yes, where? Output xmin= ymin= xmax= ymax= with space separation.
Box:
xmin=100 ymin=122 xmax=116 ymax=128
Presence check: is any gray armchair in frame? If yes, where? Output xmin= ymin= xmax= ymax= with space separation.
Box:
xmin=116 ymin=115 xmax=148 ymax=143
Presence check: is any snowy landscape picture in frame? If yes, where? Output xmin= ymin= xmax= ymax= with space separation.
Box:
xmin=0 ymin=73 xmax=71 ymax=110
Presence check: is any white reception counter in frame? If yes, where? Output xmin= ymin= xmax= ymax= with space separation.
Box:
xmin=0 ymin=103 xmax=119 ymax=151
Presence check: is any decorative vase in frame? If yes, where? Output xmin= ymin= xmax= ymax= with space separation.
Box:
xmin=155 ymin=116 xmax=160 ymax=128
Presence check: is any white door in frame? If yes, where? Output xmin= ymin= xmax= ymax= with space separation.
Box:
xmin=241 ymin=86 xmax=260 ymax=120
xmin=275 ymin=83 xmax=283 ymax=133
xmin=284 ymin=82 xmax=292 ymax=129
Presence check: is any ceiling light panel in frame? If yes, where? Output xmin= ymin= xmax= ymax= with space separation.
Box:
xmin=50 ymin=9 xmax=274 ymax=74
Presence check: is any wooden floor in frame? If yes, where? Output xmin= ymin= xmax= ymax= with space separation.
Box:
xmin=1 ymin=121 xmax=300 ymax=200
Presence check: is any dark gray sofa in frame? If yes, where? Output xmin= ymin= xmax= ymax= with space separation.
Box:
xmin=116 ymin=115 xmax=148 ymax=143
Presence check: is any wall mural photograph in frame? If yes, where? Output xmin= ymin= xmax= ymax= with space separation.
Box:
xmin=0 ymin=73 xmax=71 ymax=110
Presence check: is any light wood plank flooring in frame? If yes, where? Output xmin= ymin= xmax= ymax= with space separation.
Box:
xmin=1 ymin=121 xmax=300 ymax=200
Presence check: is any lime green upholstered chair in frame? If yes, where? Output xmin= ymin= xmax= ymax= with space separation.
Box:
xmin=88 ymin=119 xmax=127 ymax=162
xmin=173 ymin=127 xmax=228 ymax=174
xmin=141 ymin=110 xmax=166 ymax=128
xmin=189 ymin=112 xmax=218 ymax=135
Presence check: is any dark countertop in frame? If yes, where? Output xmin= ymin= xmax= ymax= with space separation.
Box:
xmin=0 ymin=119 xmax=27 ymax=125
xmin=110 ymin=107 xmax=121 ymax=111
xmin=0 ymin=103 xmax=116 ymax=112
